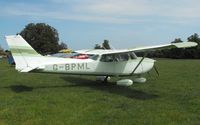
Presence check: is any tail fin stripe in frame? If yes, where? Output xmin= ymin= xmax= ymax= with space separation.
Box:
xmin=10 ymin=48 xmax=39 ymax=56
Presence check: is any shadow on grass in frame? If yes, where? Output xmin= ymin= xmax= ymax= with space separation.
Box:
xmin=2 ymin=76 xmax=158 ymax=100
xmin=10 ymin=85 xmax=33 ymax=93
xmin=60 ymin=76 xmax=159 ymax=100
xmin=2 ymin=85 xmax=34 ymax=93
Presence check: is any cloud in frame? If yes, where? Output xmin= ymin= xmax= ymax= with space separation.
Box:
xmin=48 ymin=0 xmax=200 ymax=17
xmin=1 ymin=4 xmax=135 ymax=24
xmin=73 ymin=0 xmax=155 ymax=16
xmin=76 ymin=0 xmax=200 ymax=19
xmin=1 ymin=0 xmax=200 ymax=24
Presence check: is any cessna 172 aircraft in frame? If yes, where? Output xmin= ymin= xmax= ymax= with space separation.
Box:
xmin=5 ymin=35 xmax=197 ymax=86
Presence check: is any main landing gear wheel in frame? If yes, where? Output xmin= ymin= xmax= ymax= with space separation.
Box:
xmin=96 ymin=76 xmax=111 ymax=83
xmin=133 ymin=77 xmax=146 ymax=83
xmin=103 ymin=76 xmax=111 ymax=83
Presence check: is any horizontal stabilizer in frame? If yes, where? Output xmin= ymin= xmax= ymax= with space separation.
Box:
xmin=20 ymin=66 xmax=39 ymax=72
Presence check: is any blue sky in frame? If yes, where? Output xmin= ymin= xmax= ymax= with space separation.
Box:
xmin=0 ymin=0 xmax=200 ymax=50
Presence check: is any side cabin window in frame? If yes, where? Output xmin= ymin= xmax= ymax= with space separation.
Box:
xmin=100 ymin=54 xmax=114 ymax=62
xmin=117 ymin=53 xmax=129 ymax=61
xmin=100 ymin=52 xmax=137 ymax=62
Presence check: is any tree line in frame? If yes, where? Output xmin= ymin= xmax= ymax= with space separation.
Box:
xmin=94 ymin=40 xmax=111 ymax=49
xmin=144 ymin=33 xmax=200 ymax=59
xmin=2 ymin=22 xmax=199 ymax=59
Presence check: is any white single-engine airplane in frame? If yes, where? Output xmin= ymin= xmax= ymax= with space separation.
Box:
xmin=5 ymin=35 xmax=197 ymax=86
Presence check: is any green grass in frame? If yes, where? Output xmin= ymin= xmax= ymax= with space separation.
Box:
xmin=0 ymin=59 xmax=200 ymax=125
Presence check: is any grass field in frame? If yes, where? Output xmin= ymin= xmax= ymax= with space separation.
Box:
xmin=0 ymin=59 xmax=200 ymax=125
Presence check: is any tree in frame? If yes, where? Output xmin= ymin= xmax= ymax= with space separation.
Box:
xmin=102 ymin=40 xmax=111 ymax=49
xmin=169 ymin=38 xmax=184 ymax=59
xmin=186 ymin=33 xmax=200 ymax=58
xmin=94 ymin=44 xmax=103 ymax=49
xmin=94 ymin=40 xmax=111 ymax=49
xmin=20 ymin=23 xmax=60 ymax=55
xmin=59 ymin=42 xmax=68 ymax=50
xmin=171 ymin=38 xmax=183 ymax=43
xmin=188 ymin=33 xmax=200 ymax=45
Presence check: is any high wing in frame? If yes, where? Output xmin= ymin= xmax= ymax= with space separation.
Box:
xmin=128 ymin=42 xmax=198 ymax=52
xmin=75 ymin=42 xmax=197 ymax=55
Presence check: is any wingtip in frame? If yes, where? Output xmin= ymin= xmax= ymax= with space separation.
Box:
xmin=187 ymin=41 xmax=198 ymax=46
xmin=172 ymin=41 xmax=198 ymax=48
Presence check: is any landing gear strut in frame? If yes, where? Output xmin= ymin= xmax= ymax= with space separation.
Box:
xmin=103 ymin=76 xmax=109 ymax=83
xmin=96 ymin=76 xmax=111 ymax=83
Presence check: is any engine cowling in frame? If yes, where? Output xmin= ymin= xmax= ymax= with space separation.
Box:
xmin=116 ymin=79 xmax=133 ymax=86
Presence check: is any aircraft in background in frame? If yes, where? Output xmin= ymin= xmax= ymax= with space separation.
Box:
xmin=5 ymin=35 xmax=197 ymax=86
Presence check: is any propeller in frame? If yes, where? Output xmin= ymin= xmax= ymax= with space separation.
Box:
xmin=153 ymin=64 xmax=159 ymax=76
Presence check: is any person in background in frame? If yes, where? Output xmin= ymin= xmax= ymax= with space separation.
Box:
xmin=6 ymin=51 xmax=15 ymax=65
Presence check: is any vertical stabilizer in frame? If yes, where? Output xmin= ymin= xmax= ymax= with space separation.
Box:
xmin=5 ymin=35 xmax=42 ymax=72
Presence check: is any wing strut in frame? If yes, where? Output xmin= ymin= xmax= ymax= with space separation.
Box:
xmin=130 ymin=53 xmax=147 ymax=75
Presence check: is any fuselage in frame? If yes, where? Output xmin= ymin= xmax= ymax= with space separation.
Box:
xmin=35 ymin=52 xmax=155 ymax=76
xmin=6 ymin=35 xmax=197 ymax=79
